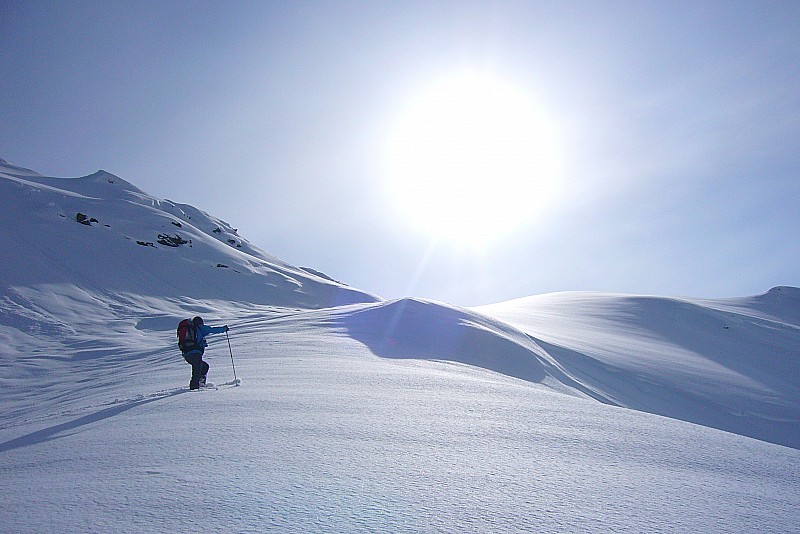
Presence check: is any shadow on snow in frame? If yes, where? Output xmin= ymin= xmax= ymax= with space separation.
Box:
xmin=338 ymin=298 xmax=548 ymax=384
xmin=0 ymin=388 xmax=187 ymax=453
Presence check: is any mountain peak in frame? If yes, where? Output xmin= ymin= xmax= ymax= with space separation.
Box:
xmin=768 ymin=285 xmax=799 ymax=295
xmin=0 ymin=160 xmax=378 ymax=308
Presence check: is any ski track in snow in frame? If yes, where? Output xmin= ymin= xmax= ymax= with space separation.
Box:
xmin=1 ymin=160 xmax=799 ymax=532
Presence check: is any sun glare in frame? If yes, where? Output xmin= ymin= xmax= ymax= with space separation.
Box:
xmin=387 ymin=71 xmax=560 ymax=244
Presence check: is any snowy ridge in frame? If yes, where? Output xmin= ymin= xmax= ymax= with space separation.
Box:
xmin=0 ymin=159 xmax=378 ymax=307
xmin=328 ymin=292 xmax=800 ymax=448
xmin=1 ymin=159 xmax=798 ymax=531
xmin=478 ymin=289 xmax=800 ymax=448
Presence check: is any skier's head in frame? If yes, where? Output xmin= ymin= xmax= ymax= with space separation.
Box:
xmin=192 ymin=316 xmax=204 ymax=327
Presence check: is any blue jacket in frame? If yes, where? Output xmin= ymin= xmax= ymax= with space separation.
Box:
xmin=187 ymin=324 xmax=227 ymax=355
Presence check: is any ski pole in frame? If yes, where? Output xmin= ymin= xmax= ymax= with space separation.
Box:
xmin=226 ymin=329 xmax=238 ymax=383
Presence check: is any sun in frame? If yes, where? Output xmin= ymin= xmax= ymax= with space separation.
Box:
xmin=386 ymin=71 xmax=560 ymax=244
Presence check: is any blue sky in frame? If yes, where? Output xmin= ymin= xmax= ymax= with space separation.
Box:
xmin=2 ymin=1 xmax=799 ymax=305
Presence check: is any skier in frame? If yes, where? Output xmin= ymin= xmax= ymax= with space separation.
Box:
xmin=181 ymin=316 xmax=228 ymax=390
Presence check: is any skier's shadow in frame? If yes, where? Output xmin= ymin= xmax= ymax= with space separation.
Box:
xmin=0 ymin=388 xmax=187 ymax=453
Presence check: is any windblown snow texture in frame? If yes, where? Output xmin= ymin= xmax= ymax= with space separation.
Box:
xmin=1 ymin=159 xmax=798 ymax=532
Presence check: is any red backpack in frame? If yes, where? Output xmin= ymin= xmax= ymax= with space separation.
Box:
xmin=177 ymin=319 xmax=199 ymax=353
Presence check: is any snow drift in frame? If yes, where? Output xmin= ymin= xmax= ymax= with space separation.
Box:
xmin=478 ymin=288 xmax=800 ymax=448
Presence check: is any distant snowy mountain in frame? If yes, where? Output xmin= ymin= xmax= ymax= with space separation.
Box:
xmin=0 ymin=159 xmax=378 ymax=308
xmin=1 ymin=159 xmax=798 ymax=532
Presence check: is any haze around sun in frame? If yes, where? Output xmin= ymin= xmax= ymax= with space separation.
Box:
xmin=386 ymin=71 xmax=562 ymax=245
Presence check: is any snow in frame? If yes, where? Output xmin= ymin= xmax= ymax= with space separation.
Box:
xmin=476 ymin=289 xmax=800 ymax=448
xmin=1 ymin=159 xmax=799 ymax=532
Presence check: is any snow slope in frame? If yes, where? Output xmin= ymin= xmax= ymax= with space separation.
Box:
xmin=0 ymin=160 xmax=378 ymax=307
xmin=477 ymin=288 xmax=800 ymax=449
xmin=1 ymin=159 xmax=798 ymax=532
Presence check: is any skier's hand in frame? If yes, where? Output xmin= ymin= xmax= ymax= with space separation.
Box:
xmin=224 ymin=325 xmax=229 ymax=332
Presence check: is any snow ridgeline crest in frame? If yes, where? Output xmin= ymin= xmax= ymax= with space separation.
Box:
xmin=0 ymin=159 xmax=378 ymax=308
xmin=332 ymin=291 xmax=800 ymax=448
